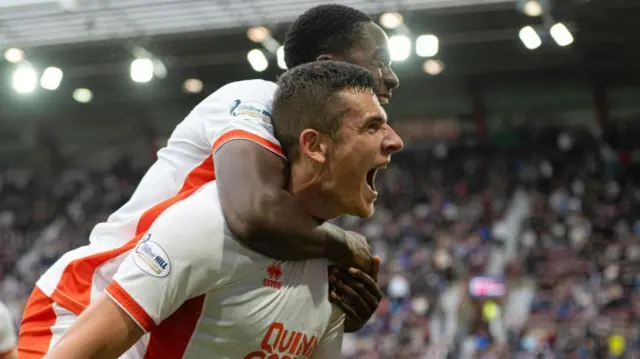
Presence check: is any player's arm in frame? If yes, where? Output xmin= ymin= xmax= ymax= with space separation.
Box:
xmin=206 ymin=82 xmax=370 ymax=271
xmin=49 ymin=201 xmax=221 ymax=358
xmin=309 ymin=306 xmax=346 ymax=359
xmin=215 ymin=141 xmax=351 ymax=263
xmin=45 ymin=295 xmax=143 ymax=359
xmin=0 ymin=302 xmax=17 ymax=359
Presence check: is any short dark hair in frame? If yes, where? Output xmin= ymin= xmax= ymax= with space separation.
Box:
xmin=272 ymin=61 xmax=376 ymax=160
xmin=284 ymin=4 xmax=372 ymax=68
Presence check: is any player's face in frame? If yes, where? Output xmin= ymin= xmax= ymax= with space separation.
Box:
xmin=341 ymin=22 xmax=399 ymax=105
xmin=322 ymin=90 xmax=403 ymax=218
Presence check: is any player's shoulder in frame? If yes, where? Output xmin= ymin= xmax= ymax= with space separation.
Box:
xmin=203 ymin=79 xmax=277 ymax=105
xmin=220 ymin=79 xmax=277 ymax=93
xmin=146 ymin=183 xmax=225 ymax=249
xmin=139 ymin=183 xmax=254 ymax=280
xmin=186 ymin=79 xmax=277 ymax=127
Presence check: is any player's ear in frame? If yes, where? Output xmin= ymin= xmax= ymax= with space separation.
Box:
xmin=299 ymin=129 xmax=328 ymax=164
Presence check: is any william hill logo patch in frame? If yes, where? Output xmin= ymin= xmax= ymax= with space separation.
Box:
xmin=229 ymin=99 xmax=273 ymax=124
xmin=133 ymin=234 xmax=171 ymax=278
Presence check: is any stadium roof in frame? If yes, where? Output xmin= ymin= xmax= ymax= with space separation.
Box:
xmin=0 ymin=0 xmax=514 ymax=47
xmin=1 ymin=0 xmax=639 ymax=169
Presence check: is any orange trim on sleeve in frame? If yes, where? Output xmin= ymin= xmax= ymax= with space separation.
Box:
xmin=106 ymin=281 xmax=156 ymax=333
xmin=212 ymin=129 xmax=285 ymax=158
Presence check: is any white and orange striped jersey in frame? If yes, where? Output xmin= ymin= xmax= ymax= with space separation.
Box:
xmin=35 ymin=79 xmax=285 ymax=317
xmin=105 ymin=182 xmax=344 ymax=358
xmin=0 ymin=300 xmax=16 ymax=358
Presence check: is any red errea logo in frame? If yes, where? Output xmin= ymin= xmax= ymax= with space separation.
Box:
xmin=263 ymin=262 xmax=283 ymax=289
xmin=243 ymin=322 xmax=318 ymax=359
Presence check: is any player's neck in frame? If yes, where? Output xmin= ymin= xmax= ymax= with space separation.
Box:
xmin=289 ymin=163 xmax=341 ymax=221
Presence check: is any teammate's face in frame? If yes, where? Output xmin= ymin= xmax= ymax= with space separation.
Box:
xmin=339 ymin=22 xmax=399 ymax=105
xmin=321 ymin=90 xmax=403 ymax=218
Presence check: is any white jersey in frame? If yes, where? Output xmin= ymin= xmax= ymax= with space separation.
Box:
xmin=35 ymin=80 xmax=284 ymax=315
xmin=104 ymin=182 xmax=344 ymax=358
xmin=0 ymin=301 xmax=17 ymax=357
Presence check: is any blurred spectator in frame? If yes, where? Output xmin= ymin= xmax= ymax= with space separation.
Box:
xmin=1 ymin=125 xmax=639 ymax=358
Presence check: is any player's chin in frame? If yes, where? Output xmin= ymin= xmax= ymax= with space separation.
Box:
xmin=354 ymin=198 xmax=376 ymax=219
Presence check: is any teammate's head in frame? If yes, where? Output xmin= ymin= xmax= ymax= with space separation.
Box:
xmin=284 ymin=4 xmax=399 ymax=105
xmin=272 ymin=61 xmax=403 ymax=219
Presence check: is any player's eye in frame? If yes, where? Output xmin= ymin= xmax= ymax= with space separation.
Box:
xmin=367 ymin=122 xmax=382 ymax=133
xmin=373 ymin=60 xmax=388 ymax=69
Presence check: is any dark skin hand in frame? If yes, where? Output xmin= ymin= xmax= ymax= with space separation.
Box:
xmin=329 ymin=256 xmax=382 ymax=332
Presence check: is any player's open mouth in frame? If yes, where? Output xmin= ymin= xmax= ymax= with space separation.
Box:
xmin=366 ymin=168 xmax=378 ymax=194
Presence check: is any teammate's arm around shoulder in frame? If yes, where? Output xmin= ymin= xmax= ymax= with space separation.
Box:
xmin=216 ymin=140 xmax=349 ymax=261
xmin=205 ymin=80 xmax=369 ymax=270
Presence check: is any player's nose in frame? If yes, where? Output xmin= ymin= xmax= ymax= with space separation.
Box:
xmin=383 ymin=68 xmax=399 ymax=91
xmin=381 ymin=125 xmax=403 ymax=156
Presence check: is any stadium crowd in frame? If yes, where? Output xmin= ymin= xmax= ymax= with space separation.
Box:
xmin=1 ymin=125 xmax=639 ymax=358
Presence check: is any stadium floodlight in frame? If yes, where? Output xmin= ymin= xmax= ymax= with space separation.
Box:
xmin=247 ymin=26 xmax=271 ymax=43
xmin=379 ymin=12 xmax=403 ymax=29
xmin=523 ymin=0 xmax=543 ymax=17
xmin=276 ymin=46 xmax=287 ymax=70
xmin=40 ymin=67 xmax=63 ymax=90
xmin=416 ymin=34 xmax=439 ymax=57
xmin=550 ymin=23 xmax=574 ymax=46
xmin=422 ymin=59 xmax=444 ymax=75
xmin=519 ymin=26 xmax=542 ymax=50
xmin=130 ymin=58 xmax=154 ymax=83
xmin=12 ymin=65 xmax=38 ymax=94
xmin=247 ymin=49 xmax=268 ymax=72
xmin=388 ymin=35 xmax=411 ymax=62
xmin=73 ymin=88 xmax=93 ymax=103
xmin=4 ymin=47 xmax=25 ymax=63
xmin=183 ymin=78 xmax=203 ymax=94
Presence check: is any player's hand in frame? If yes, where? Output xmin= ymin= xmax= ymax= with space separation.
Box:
xmin=329 ymin=256 xmax=382 ymax=333
xmin=340 ymin=231 xmax=374 ymax=274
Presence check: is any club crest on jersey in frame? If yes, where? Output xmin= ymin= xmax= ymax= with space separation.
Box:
xmin=229 ymin=99 xmax=273 ymax=125
xmin=263 ymin=262 xmax=283 ymax=289
xmin=133 ymin=234 xmax=171 ymax=278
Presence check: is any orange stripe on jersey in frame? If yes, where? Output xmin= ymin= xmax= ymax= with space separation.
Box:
xmin=50 ymin=155 xmax=216 ymax=314
xmin=143 ymin=295 xmax=206 ymax=358
xmin=176 ymin=154 xmax=215 ymax=196
xmin=49 ymin=232 xmax=145 ymax=316
xmin=212 ymin=129 xmax=285 ymax=158
xmin=17 ymin=287 xmax=58 ymax=359
xmin=106 ymin=281 xmax=156 ymax=332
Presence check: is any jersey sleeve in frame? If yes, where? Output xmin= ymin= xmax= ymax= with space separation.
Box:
xmin=310 ymin=306 xmax=345 ymax=359
xmin=194 ymin=80 xmax=286 ymax=160
xmin=0 ymin=301 xmax=17 ymax=355
xmin=104 ymin=197 xmax=228 ymax=332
